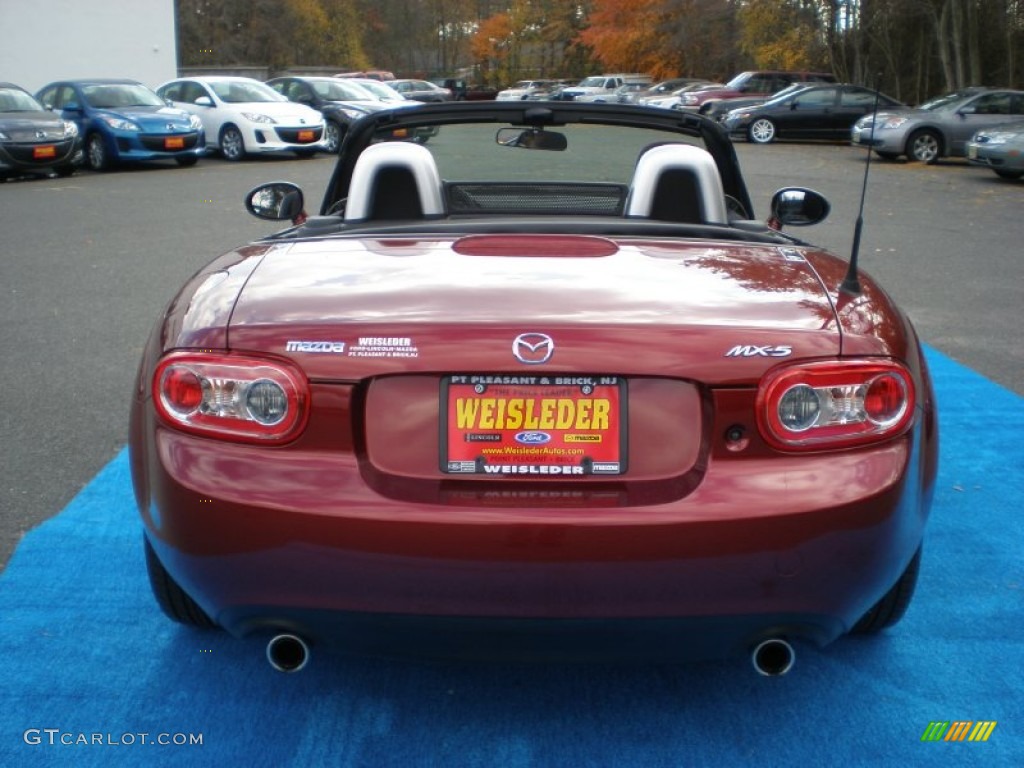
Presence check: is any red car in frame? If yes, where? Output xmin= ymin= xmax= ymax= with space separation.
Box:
xmin=130 ymin=102 xmax=937 ymax=675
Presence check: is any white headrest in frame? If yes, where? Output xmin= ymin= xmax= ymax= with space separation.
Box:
xmin=625 ymin=144 xmax=728 ymax=224
xmin=344 ymin=141 xmax=445 ymax=222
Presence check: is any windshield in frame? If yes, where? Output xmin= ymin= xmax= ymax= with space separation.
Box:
xmin=917 ymin=90 xmax=976 ymax=111
xmin=356 ymin=80 xmax=405 ymax=102
xmin=0 ymin=87 xmax=43 ymax=112
xmin=762 ymin=84 xmax=813 ymax=106
xmin=326 ymin=105 xmax=752 ymax=221
xmin=82 ymin=84 xmax=165 ymax=109
xmin=312 ymin=80 xmax=374 ymax=101
xmin=724 ymin=73 xmax=753 ymax=89
xmin=578 ymin=77 xmax=605 ymax=88
xmin=416 ymin=124 xmax=697 ymax=183
xmin=210 ymin=80 xmax=286 ymax=104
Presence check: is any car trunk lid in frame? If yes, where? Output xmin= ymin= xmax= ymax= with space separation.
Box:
xmin=227 ymin=235 xmax=840 ymax=383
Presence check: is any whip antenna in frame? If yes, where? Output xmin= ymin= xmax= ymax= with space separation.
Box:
xmin=841 ymin=73 xmax=884 ymax=296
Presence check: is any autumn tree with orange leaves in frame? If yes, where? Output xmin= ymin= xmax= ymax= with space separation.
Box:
xmin=576 ymin=0 xmax=671 ymax=76
xmin=472 ymin=0 xmax=593 ymax=82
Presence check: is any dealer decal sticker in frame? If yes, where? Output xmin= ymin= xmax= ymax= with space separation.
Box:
xmin=347 ymin=336 xmax=419 ymax=359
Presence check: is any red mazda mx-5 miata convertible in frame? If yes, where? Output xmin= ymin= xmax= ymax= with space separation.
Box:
xmin=130 ymin=102 xmax=937 ymax=674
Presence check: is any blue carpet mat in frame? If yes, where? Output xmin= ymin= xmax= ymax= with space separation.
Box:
xmin=2 ymin=348 xmax=1021 ymax=767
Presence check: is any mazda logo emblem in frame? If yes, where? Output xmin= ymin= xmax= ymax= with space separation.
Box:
xmin=512 ymin=333 xmax=554 ymax=365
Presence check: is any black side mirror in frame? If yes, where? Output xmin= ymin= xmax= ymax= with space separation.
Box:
xmin=246 ymin=182 xmax=305 ymax=222
xmin=769 ymin=187 xmax=830 ymax=227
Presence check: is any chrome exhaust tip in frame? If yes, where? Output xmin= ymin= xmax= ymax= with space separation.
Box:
xmin=751 ymin=638 xmax=795 ymax=677
xmin=266 ymin=633 xmax=309 ymax=673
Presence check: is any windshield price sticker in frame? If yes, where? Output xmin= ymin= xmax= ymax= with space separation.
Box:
xmin=441 ymin=375 xmax=627 ymax=476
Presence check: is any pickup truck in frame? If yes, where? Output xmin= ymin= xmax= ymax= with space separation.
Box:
xmin=555 ymin=74 xmax=652 ymax=102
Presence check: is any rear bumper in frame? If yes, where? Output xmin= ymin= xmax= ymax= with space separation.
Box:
xmin=133 ymin=388 xmax=935 ymax=657
xmin=220 ymin=606 xmax=844 ymax=662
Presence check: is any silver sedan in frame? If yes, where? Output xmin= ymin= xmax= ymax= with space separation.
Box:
xmin=966 ymin=120 xmax=1024 ymax=180
xmin=851 ymin=88 xmax=1024 ymax=163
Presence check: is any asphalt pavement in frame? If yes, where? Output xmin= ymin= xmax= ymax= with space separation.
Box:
xmin=1 ymin=143 xmax=1021 ymax=571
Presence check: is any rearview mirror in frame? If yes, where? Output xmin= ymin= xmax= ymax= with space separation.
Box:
xmin=496 ymin=127 xmax=568 ymax=151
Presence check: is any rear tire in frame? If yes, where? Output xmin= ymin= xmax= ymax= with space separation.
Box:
xmin=851 ymin=547 xmax=921 ymax=633
xmin=144 ymin=536 xmax=217 ymax=628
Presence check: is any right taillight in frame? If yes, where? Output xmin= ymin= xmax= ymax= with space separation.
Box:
xmin=756 ymin=360 xmax=915 ymax=451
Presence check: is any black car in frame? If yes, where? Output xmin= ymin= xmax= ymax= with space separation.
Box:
xmin=701 ymin=83 xmax=814 ymax=122
xmin=431 ymin=78 xmax=468 ymax=100
xmin=723 ymin=84 xmax=903 ymax=144
xmin=390 ymin=79 xmax=453 ymax=103
xmin=429 ymin=80 xmax=497 ymax=102
xmin=0 ymin=82 xmax=82 ymax=180
xmin=267 ymin=76 xmax=399 ymax=153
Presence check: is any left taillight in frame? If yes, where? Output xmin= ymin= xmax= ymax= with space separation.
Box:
xmin=756 ymin=360 xmax=916 ymax=451
xmin=152 ymin=352 xmax=309 ymax=444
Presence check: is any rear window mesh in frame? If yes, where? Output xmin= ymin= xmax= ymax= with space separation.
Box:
xmin=445 ymin=182 xmax=627 ymax=216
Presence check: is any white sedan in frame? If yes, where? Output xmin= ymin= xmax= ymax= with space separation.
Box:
xmin=157 ymin=76 xmax=326 ymax=160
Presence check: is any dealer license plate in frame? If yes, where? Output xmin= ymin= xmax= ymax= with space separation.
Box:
xmin=164 ymin=136 xmax=185 ymax=150
xmin=33 ymin=145 xmax=56 ymax=159
xmin=297 ymin=130 xmax=315 ymax=142
xmin=967 ymin=145 xmax=978 ymax=160
xmin=441 ymin=374 xmax=627 ymax=476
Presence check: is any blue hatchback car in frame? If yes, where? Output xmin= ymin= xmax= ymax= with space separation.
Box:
xmin=35 ymin=79 xmax=206 ymax=171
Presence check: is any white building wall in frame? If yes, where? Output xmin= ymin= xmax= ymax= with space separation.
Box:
xmin=0 ymin=0 xmax=177 ymax=93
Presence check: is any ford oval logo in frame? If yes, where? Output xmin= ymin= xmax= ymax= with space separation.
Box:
xmin=515 ymin=431 xmax=551 ymax=445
